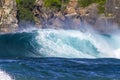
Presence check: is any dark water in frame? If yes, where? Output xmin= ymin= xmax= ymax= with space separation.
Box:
xmin=0 ymin=58 xmax=120 ymax=80
xmin=0 ymin=29 xmax=120 ymax=80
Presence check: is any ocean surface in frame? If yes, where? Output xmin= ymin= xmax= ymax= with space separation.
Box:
xmin=0 ymin=29 xmax=120 ymax=80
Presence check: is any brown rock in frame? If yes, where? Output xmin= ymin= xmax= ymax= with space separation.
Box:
xmin=78 ymin=8 xmax=88 ymax=16
xmin=65 ymin=6 xmax=77 ymax=14
xmin=64 ymin=0 xmax=78 ymax=15
xmin=105 ymin=0 xmax=120 ymax=25
xmin=0 ymin=0 xmax=18 ymax=33
xmin=68 ymin=0 xmax=78 ymax=8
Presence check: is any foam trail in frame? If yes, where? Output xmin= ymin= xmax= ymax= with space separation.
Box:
xmin=0 ymin=70 xmax=13 ymax=80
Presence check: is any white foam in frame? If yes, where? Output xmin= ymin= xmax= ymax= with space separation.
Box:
xmin=36 ymin=29 xmax=120 ymax=59
xmin=0 ymin=70 xmax=13 ymax=80
xmin=114 ymin=48 xmax=120 ymax=59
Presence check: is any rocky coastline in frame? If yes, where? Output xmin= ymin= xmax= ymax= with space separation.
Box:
xmin=0 ymin=0 xmax=120 ymax=33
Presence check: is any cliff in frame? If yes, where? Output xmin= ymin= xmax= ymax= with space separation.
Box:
xmin=105 ymin=0 xmax=120 ymax=25
xmin=0 ymin=0 xmax=120 ymax=33
xmin=0 ymin=0 xmax=18 ymax=33
xmin=32 ymin=0 xmax=102 ymax=29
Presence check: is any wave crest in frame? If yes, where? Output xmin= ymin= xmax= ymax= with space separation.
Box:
xmin=0 ymin=29 xmax=120 ymax=58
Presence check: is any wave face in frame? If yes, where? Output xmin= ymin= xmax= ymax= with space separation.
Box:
xmin=0 ymin=29 xmax=120 ymax=58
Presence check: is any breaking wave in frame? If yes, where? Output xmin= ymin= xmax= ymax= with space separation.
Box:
xmin=0 ymin=70 xmax=13 ymax=80
xmin=0 ymin=29 xmax=120 ymax=58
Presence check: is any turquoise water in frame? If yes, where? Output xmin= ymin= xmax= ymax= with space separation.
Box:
xmin=0 ymin=29 xmax=120 ymax=58
xmin=0 ymin=29 xmax=120 ymax=80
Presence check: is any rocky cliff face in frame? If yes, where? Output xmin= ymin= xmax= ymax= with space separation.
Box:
xmin=106 ymin=0 xmax=120 ymax=25
xmin=33 ymin=0 xmax=66 ymax=29
xmin=0 ymin=0 xmax=18 ymax=33
xmin=0 ymin=0 xmax=120 ymax=33
xmin=32 ymin=0 xmax=99 ymax=30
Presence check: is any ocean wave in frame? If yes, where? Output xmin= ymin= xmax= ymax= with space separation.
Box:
xmin=0 ymin=70 xmax=13 ymax=80
xmin=0 ymin=29 xmax=120 ymax=58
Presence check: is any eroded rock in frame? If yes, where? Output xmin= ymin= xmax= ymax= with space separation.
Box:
xmin=0 ymin=0 xmax=18 ymax=33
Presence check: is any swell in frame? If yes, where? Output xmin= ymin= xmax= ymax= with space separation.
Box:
xmin=0 ymin=30 xmax=40 ymax=58
xmin=0 ymin=29 xmax=120 ymax=59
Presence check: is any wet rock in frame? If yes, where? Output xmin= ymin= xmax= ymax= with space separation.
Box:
xmin=105 ymin=0 xmax=120 ymax=25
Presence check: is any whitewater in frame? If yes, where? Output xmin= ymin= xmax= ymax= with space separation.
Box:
xmin=0 ymin=70 xmax=13 ymax=80
xmin=0 ymin=29 xmax=120 ymax=59
xmin=1 ymin=29 xmax=120 ymax=80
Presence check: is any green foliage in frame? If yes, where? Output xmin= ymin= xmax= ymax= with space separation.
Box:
xmin=78 ymin=0 xmax=106 ymax=13
xmin=16 ymin=0 xmax=35 ymax=22
xmin=44 ymin=0 xmax=61 ymax=9
xmin=78 ymin=0 xmax=93 ymax=7
xmin=96 ymin=0 xmax=106 ymax=13
xmin=15 ymin=0 xmax=106 ymax=22
xmin=44 ymin=0 xmax=69 ymax=9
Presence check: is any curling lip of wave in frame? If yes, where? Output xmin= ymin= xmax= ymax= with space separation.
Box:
xmin=0 ymin=29 xmax=120 ymax=58
xmin=36 ymin=29 xmax=120 ymax=58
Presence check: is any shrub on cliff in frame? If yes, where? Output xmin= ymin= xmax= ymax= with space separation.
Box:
xmin=16 ymin=0 xmax=35 ymax=22
xmin=44 ymin=0 xmax=61 ymax=9
xmin=44 ymin=0 xmax=69 ymax=10
xmin=78 ymin=0 xmax=106 ymax=13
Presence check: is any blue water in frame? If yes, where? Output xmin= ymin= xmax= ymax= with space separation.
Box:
xmin=0 ymin=58 xmax=120 ymax=80
xmin=0 ymin=29 xmax=120 ymax=80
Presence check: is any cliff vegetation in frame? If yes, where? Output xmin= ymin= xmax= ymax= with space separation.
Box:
xmin=16 ymin=0 xmax=35 ymax=22
xmin=16 ymin=0 xmax=106 ymax=22
xmin=78 ymin=0 xmax=106 ymax=13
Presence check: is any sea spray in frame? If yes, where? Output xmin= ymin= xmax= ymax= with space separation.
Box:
xmin=0 ymin=29 xmax=120 ymax=58
xmin=0 ymin=70 xmax=14 ymax=80
xmin=36 ymin=29 xmax=119 ymax=58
